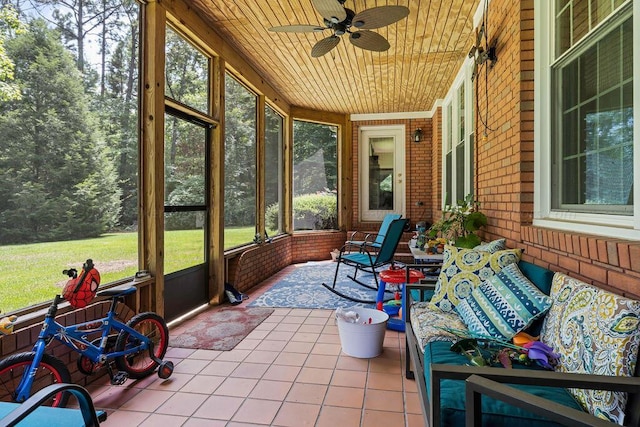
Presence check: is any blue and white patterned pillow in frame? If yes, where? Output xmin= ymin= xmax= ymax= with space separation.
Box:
xmin=474 ymin=238 xmax=507 ymax=253
xmin=428 ymin=245 xmax=522 ymax=314
xmin=456 ymin=263 xmax=552 ymax=340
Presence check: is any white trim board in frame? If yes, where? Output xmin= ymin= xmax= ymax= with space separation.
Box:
xmin=350 ymin=110 xmax=433 ymax=121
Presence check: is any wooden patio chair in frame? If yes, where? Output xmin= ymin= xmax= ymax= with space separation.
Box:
xmin=322 ymin=218 xmax=408 ymax=303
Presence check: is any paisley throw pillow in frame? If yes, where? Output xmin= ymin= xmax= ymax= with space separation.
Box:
xmin=540 ymin=273 xmax=640 ymax=424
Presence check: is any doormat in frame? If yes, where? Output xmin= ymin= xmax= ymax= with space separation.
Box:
xmin=248 ymin=261 xmax=380 ymax=310
xmin=169 ymin=306 xmax=274 ymax=351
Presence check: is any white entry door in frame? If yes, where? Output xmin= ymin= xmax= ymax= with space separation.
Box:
xmin=359 ymin=125 xmax=405 ymax=221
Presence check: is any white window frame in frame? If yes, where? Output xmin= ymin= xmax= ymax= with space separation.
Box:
xmin=442 ymin=58 xmax=475 ymax=207
xmin=534 ymin=0 xmax=640 ymax=240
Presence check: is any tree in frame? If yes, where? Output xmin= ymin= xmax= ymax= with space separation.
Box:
xmin=100 ymin=0 xmax=138 ymax=227
xmin=0 ymin=4 xmax=24 ymax=101
xmin=224 ymin=74 xmax=257 ymax=227
xmin=292 ymin=120 xmax=337 ymax=195
xmin=0 ymin=19 xmax=120 ymax=243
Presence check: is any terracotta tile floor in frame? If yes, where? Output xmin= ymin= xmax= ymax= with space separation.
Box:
xmin=87 ymin=265 xmax=426 ymax=427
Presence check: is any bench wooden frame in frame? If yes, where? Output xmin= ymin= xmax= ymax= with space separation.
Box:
xmin=404 ymin=279 xmax=640 ymax=427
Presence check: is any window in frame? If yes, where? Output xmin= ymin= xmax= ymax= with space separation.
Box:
xmin=265 ymin=105 xmax=284 ymax=237
xmin=164 ymin=26 xmax=211 ymax=274
xmin=0 ymin=2 xmax=141 ymax=313
xmin=293 ymin=120 xmax=338 ymax=231
xmin=442 ymin=62 xmax=475 ymax=206
xmin=224 ymin=74 xmax=257 ymax=247
xmin=165 ymin=27 xmax=209 ymax=114
xmin=535 ymin=0 xmax=638 ymax=238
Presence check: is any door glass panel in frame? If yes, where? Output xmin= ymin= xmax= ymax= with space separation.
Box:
xmin=163 ymin=113 xmax=207 ymax=274
xmin=368 ymin=137 xmax=395 ymax=210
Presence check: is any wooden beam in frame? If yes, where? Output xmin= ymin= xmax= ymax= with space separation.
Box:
xmin=341 ymin=118 xmax=353 ymax=231
xmin=283 ymin=114 xmax=293 ymax=234
xmin=257 ymin=95 xmax=266 ymax=238
xmin=290 ymin=107 xmax=347 ymax=127
xmin=139 ymin=0 xmax=166 ymax=315
xmin=209 ymin=56 xmax=225 ymax=305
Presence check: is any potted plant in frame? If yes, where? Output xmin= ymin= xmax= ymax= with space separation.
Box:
xmin=428 ymin=194 xmax=487 ymax=249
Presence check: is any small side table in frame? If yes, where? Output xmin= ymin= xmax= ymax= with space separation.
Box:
xmin=376 ymin=268 xmax=425 ymax=332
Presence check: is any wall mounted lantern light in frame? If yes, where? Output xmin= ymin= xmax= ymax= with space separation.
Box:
xmin=413 ymin=128 xmax=423 ymax=143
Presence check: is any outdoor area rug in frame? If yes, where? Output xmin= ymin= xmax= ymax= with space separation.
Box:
xmin=169 ymin=306 xmax=274 ymax=351
xmin=248 ymin=261 xmax=382 ymax=309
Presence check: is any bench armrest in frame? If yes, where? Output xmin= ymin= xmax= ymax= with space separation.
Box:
xmin=465 ymin=375 xmax=614 ymax=427
xmin=430 ymin=364 xmax=640 ymax=427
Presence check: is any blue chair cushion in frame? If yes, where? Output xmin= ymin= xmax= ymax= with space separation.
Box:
xmin=424 ymin=341 xmax=584 ymax=427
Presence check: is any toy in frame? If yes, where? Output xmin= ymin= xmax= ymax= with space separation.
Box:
xmin=0 ymin=313 xmax=18 ymax=335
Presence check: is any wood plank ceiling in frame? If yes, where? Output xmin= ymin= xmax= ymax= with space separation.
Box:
xmin=190 ymin=0 xmax=480 ymax=114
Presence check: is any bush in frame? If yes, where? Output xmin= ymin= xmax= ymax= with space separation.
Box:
xmin=266 ymin=192 xmax=337 ymax=231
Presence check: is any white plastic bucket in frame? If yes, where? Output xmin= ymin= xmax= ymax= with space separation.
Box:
xmin=336 ymin=307 xmax=389 ymax=358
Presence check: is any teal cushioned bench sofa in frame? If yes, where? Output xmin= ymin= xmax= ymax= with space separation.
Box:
xmin=404 ymin=259 xmax=640 ymax=427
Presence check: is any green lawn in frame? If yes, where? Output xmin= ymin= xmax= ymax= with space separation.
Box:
xmin=0 ymin=227 xmax=255 ymax=314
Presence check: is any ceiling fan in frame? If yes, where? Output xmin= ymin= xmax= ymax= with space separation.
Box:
xmin=268 ymin=0 xmax=410 ymax=57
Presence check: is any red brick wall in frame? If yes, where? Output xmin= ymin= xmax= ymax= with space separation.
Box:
xmin=445 ymin=0 xmax=640 ymax=298
xmin=229 ymin=232 xmax=346 ymax=293
xmin=350 ymin=118 xmax=433 ymax=231
xmin=521 ymin=227 xmax=640 ymax=299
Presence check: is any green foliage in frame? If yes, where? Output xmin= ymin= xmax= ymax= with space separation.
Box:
xmin=293 ymin=120 xmax=337 ymax=196
xmin=291 ymin=192 xmax=338 ymax=231
xmin=428 ymin=194 xmax=487 ymax=248
xmin=0 ymin=5 xmax=24 ymax=101
xmin=224 ymin=74 xmax=257 ymax=228
xmin=0 ymin=20 xmax=120 ymax=244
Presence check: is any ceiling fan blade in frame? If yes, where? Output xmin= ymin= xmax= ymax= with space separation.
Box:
xmin=349 ymin=31 xmax=390 ymax=52
xmin=312 ymin=0 xmax=347 ymax=24
xmin=269 ymin=24 xmax=326 ymax=33
xmin=352 ymin=6 xmax=410 ymax=29
xmin=311 ymin=35 xmax=341 ymax=57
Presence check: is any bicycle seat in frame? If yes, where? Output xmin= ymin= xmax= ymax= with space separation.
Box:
xmin=96 ymin=285 xmax=137 ymax=298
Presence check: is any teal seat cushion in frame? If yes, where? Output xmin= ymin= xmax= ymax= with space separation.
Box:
xmin=410 ymin=288 xmax=434 ymax=302
xmin=424 ymin=341 xmax=583 ymax=427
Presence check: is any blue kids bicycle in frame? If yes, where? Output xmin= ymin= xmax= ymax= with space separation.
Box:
xmin=0 ymin=260 xmax=174 ymax=407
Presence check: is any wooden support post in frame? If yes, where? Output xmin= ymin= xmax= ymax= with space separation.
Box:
xmin=208 ymin=56 xmax=225 ymax=305
xmin=139 ymin=1 xmax=166 ymax=316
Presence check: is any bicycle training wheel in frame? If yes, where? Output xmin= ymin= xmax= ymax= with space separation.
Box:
xmin=0 ymin=352 xmax=71 ymax=407
xmin=114 ymin=312 xmax=169 ymax=379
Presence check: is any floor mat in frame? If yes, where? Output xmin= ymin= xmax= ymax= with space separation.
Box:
xmin=169 ymin=306 xmax=274 ymax=351
xmin=247 ymin=261 xmax=386 ymax=309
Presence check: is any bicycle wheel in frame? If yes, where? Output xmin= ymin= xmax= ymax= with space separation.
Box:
xmin=114 ymin=312 xmax=169 ymax=379
xmin=0 ymin=352 xmax=71 ymax=407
